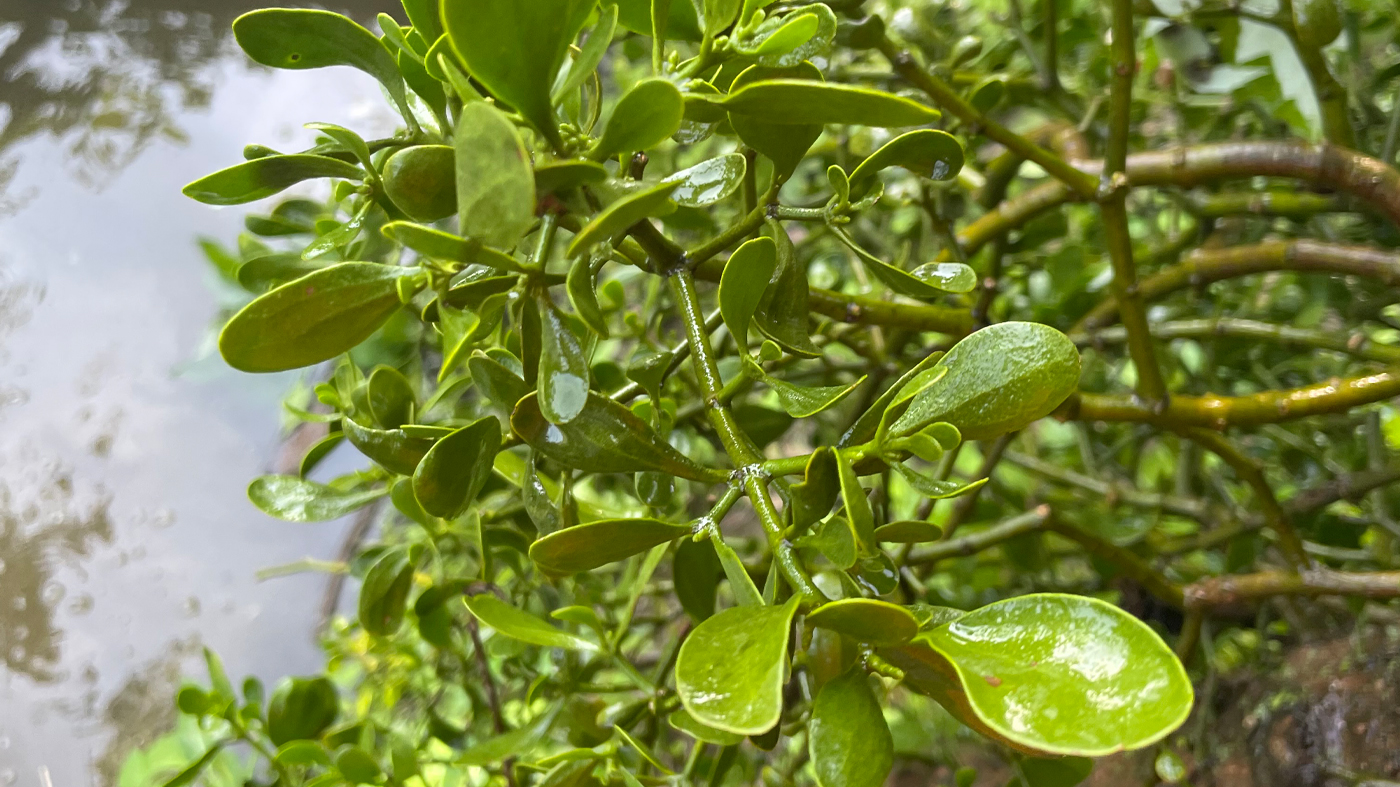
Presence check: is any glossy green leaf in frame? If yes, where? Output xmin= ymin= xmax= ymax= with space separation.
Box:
xmin=874 ymin=520 xmax=943 ymax=543
xmin=530 ymin=518 xmax=692 ymax=576
xmin=663 ymin=153 xmax=746 ymax=207
xmin=402 ymin=0 xmax=442 ymax=41
xmin=719 ymin=236 xmax=777 ymax=351
xmin=183 ymin=154 xmax=362 ymax=206
xmin=566 ymin=258 xmax=609 ymax=338
xmin=748 ymin=358 xmax=866 ymax=418
xmin=676 ymin=597 xmax=800 ymax=735
xmin=736 ymin=12 xmax=819 ymax=56
xmin=443 ymin=274 xmax=520 ymax=309
xmin=383 ymin=145 xmax=456 ymax=222
xmin=232 ymin=9 xmax=413 ymax=122
xmin=805 ymin=598 xmax=918 ymax=646
xmin=342 ymin=418 xmax=439 ymax=476
xmin=728 ymin=64 xmax=823 ymax=179
xmin=723 ymin=80 xmax=940 ymax=127
xmin=882 ymin=594 xmax=1193 ymax=757
xmin=464 ymin=594 xmax=598 ymax=651
xmin=848 ymin=129 xmax=965 ymax=197
xmin=455 ymin=101 xmax=536 ymax=251
xmin=267 ymin=676 xmax=339 ymax=746
xmin=438 ymin=297 xmax=505 ymax=379
xmin=565 ymin=181 xmax=680 ymax=258
xmin=248 ymin=476 xmax=386 ymax=523
xmin=236 ymin=253 xmax=328 ymax=293
xmin=667 ymin=709 xmax=744 ymax=746
xmin=412 ymin=417 xmax=502 ymax=519
xmin=219 ymin=263 xmax=406 ymax=373
xmin=590 ymin=78 xmax=684 ymax=159
xmin=538 ymin=300 xmax=592 ymax=424
xmin=442 ymin=0 xmax=593 ymax=146
xmin=673 ymin=537 xmax=723 ymax=621
xmin=696 ymin=0 xmax=742 ymax=38
xmin=808 ymin=669 xmax=893 ymax=787
xmin=753 ymin=220 xmax=820 ymax=357
xmin=892 ymin=463 xmax=988 ymax=500
xmin=833 ymin=225 xmax=976 ymax=298
xmin=359 ymin=547 xmax=416 ymax=636
xmin=790 ymin=447 xmax=839 ymax=534
xmin=837 ymin=451 xmax=878 ymax=557
xmin=512 ymin=392 xmax=725 ymax=482
xmin=838 ymin=351 xmax=945 ymax=447
xmin=305 ymin=121 xmax=373 ymax=169
xmin=892 ymin=322 xmax=1082 ymax=439
xmin=535 ymin=160 xmax=609 ymax=195
xmin=711 ymin=533 xmax=765 ymax=607
xmin=367 ymin=366 xmax=416 ymax=428
xmin=469 ymin=351 xmax=531 ymax=410
xmin=553 ymin=4 xmax=617 ymax=103
xmin=615 ymin=0 xmax=703 ymax=41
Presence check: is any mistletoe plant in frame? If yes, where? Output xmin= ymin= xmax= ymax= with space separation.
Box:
xmin=161 ymin=0 xmax=1400 ymax=781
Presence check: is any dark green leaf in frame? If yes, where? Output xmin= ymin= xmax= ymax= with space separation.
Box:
xmin=848 ymin=129 xmax=965 ymax=197
xmin=719 ymin=237 xmax=777 ymax=351
xmin=808 ymin=669 xmax=893 ymax=787
xmin=530 ymin=518 xmax=692 ymax=576
xmin=675 ymin=597 xmax=800 ymax=735
xmin=891 ymin=463 xmax=988 ymax=500
xmin=469 ymin=351 xmax=531 ymax=410
xmin=837 ymin=451 xmax=878 ymax=557
xmin=723 ymin=80 xmax=940 ymax=127
xmin=748 ymin=357 xmax=866 ymax=418
xmin=248 ymin=476 xmax=386 ymax=522
xmin=790 ymin=447 xmax=839 ymax=534
xmin=367 ymin=365 xmax=416 ymax=428
xmin=838 ymin=352 xmax=945 ymax=447
xmin=805 ymin=598 xmax=918 ymax=645
xmin=538 ymin=300 xmax=592 ymax=424
xmin=663 ymin=153 xmax=747 ymax=207
xmin=383 ymin=222 xmax=526 ymax=272
xmin=566 ymin=181 xmax=680 ymax=258
xmin=464 ymin=594 xmax=598 ymax=651
xmin=413 ymin=417 xmax=502 ymax=519
xmin=342 ymin=418 xmax=439 ymax=476
xmin=237 ymin=253 xmax=329 ymax=293
xmin=359 ymin=547 xmax=416 ymax=636
xmin=267 ymin=676 xmax=339 ymax=746
xmin=615 ymin=0 xmax=703 ymax=41
xmin=673 ymin=537 xmax=723 ymax=621
xmin=728 ymin=63 xmax=823 ymax=179
xmin=567 ymin=258 xmax=609 ymax=338
xmin=183 ymin=154 xmax=362 ymax=206
xmin=591 ymin=78 xmax=684 ymax=159
xmin=384 ymin=145 xmax=457 ymax=222
xmin=535 ymin=160 xmax=610 ymax=195
xmin=334 ymin=745 xmax=381 ymax=784
xmin=753 ymin=220 xmax=820 ymax=357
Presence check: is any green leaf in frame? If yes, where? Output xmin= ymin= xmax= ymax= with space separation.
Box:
xmin=158 ymin=743 xmax=226 ymax=787
xmin=891 ymin=463 xmax=988 ymax=500
xmin=335 ymin=745 xmax=382 ymax=785
xmin=566 ymin=258 xmax=609 ymax=338
xmin=237 ymin=253 xmax=329 ymax=293
xmin=747 ymin=358 xmax=866 ymax=418
xmin=267 ymin=676 xmax=339 ymax=746
xmin=892 ymin=322 xmax=1082 ymax=439
xmin=183 ymin=154 xmax=362 ymax=206
xmin=442 ymin=0 xmax=594 ymax=146
xmin=275 ymin=740 xmax=332 ymax=767
xmin=469 ymin=351 xmax=531 ymax=410
xmin=464 ymin=594 xmax=599 ymax=651
xmin=342 ymin=418 xmax=440 ymax=476
xmin=663 ymin=153 xmax=747 ymax=207
xmin=711 ymin=533 xmax=765 ymax=607
xmin=738 ymin=12 xmax=819 ymax=57
xmin=676 ymin=596 xmax=800 ymax=735
xmin=808 ymin=669 xmax=893 ymax=787
xmin=673 ymin=537 xmax=723 ymax=621
xmin=538 ymin=300 xmax=592 ymax=424
xmin=838 ymin=351 xmax=945 ymax=447
xmin=413 ymin=417 xmax=502 ymax=518
xmin=590 ymin=78 xmax=684 ymax=159
xmin=219 ymin=263 xmax=406 ymax=373
xmin=837 ymin=451 xmax=878 ymax=557
xmin=615 ymin=0 xmax=703 ymax=41
xmin=359 ymin=547 xmax=416 ymax=636
xmin=719 ymin=237 xmax=777 ymax=351
xmin=874 ymin=520 xmax=943 ymax=543
xmin=848 ymin=129 xmax=965 ymax=197
xmin=535 ymin=160 xmax=610 ymax=195
xmin=248 ymin=476 xmax=386 ymax=522
xmin=566 ymin=180 xmax=681 ymax=258
xmin=367 ymin=366 xmax=416 ymax=428
xmin=833 ymin=225 xmax=977 ymax=298
xmin=305 ymin=122 xmax=374 ymax=170
xmin=530 ymin=518 xmax=691 ymax=576
xmin=881 ymin=594 xmax=1193 ymax=757
xmin=232 ymin=9 xmax=414 ymax=124
xmin=696 ymin=0 xmax=742 ymax=38
xmin=383 ymin=145 xmax=457 ymax=222
xmin=790 ymin=447 xmax=839 ymax=534
xmin=967 ymin=76 xmax=1006 ymax=114
xmin=805 ymin=598 xmax=919 ymax=646
xmin=1015 ymin=756 xmax=1095 ymax=787
xmin=554 ymin=4 xmax=618 ymax=104
xmin=668 ymin=709 xmax=745 ymax=746
xmin=455 ymin=101 xmax=537 ymax=251
xmin=512 ymin=392 xmax=725 ymax=482
xmin=728 ymin=64 xmax=823 ymax=179
xmin=402 ymin=0 xmax=443 ymax=41
xmin=722 ymin=80 xmax=940 ymax=127
xmin=753 ymin=220 xmax=820 ymax=357
xmin=443 ymin=274 xmax=521 ymax=309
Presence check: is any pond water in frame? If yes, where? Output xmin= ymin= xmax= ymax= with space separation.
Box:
xmin=0 ymin=1 xmax=400 ymax=782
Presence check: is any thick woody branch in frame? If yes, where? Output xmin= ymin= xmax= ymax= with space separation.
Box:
xmin=1185 ymin=568 xmax=1400 ymax=610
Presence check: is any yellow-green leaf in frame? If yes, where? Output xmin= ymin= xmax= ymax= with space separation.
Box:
xmin=383 ymin=145 xmax=457 ymax=222
xmin=723 ymin=80 xmax=940 ymax=127
xmin=455 ymin=101 xmax=537 ymax=251
xmin=464 ymin=594 xmax=598 ymax=651
xmin=809 ymin=668 xmax=893 ymax=787
xmin=566 ymin=180 xmax=680 ymax=258
xmin=805 ymin=598 xmax=918 ymax=646
xmin=676 ymin=596 xmax=800 ymax=735
xmin=183 ymin=154 xmax=362 ymax=206
xmin=590 ymin=78 xmax=684 ymax=159
xmin=413 ymin=417 xmax=502 ymax=519
xmin=529 ymin=518 xmax=692 ymax=576
xmin=874 ymin=520 xmax=943 ymax=543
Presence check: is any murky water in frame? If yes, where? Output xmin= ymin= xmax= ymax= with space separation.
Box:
xmin=0 ymin=1 xmax=399 ymax=782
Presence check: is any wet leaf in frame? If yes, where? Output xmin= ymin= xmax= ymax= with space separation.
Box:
xmin=719 ymin=236 xmax=777 ymax=351
xmin=790 ymin=447 xmax=839 ymax=534
xmin=753 ymin=220 xmax=820 ymax=357
xmin=834 ymin=226 xmax=976 ymax=298
xmin=881 ymin=594 xmax=1193 ymax=757
xmin=809 ymin=668 xmax=893 ymax=787
xmin=512 ymin=392 xmax=725 ymax=482
xmin=232 ymin=9 xmax=412 ymax=122
xmin=590 ymin=78 xmax=684 ymax=159
xmin=625 ymin=351 xmax=673 ymax=403
xmin=728 ymin=64 xmax=823 ymax=179
xmin=874 ymin=520 xmax=943 ymax=543
xmin=219 ymin=263 xmax=406 ymax=373
xmin=747 ymin=357 xmax=866 ymax=418
xmin=848 ymin=129 xmax=965 ymax=197
xmin=442 ymin=0 xmax=594 ymax=146
xmin=538 ymin=300 xmax=592 ymax=424
xmin=758 ymin=3 xmax=836 ymax=66
xmin=566 ymin=258 xmax=609 ymax=338
xmin=464 ymin=594 xmax=599 ymax=651
xmin=837 ymin=451 xmax=878 ymax=557
xmin=530 ymin=518 xmax=692 ymax=576
xmin=892 ymin=322 xmax=1081 ymax=439
xmin=359 ymin=547 xmax=416 ymax=636
xmin=267 ymin=676 xmax=339 ymax=746
xmin=367 ymin=366 xmax=416 ymax=428
xmin=565 ymin=180 xmax=680 ymax=258
xmin=891 ymin=463 xmax=988 ymax=500
xmin=443 ymin=274 xmax=520 ymax=309
xmin=183 ymin=154 xmax=362 ymax=206
xmin=805 ymin=598 xmax=918 ymax=645
xmin=675 ymin=597 xmax=800 ymax=735
xmin=673 ymin=537 xmax=723 ymax=621
xmin=383 ymin=145 xmax=457 ymax=221
xmin=455 ymin=101 xmax=537 ymax=251
xmin=663 ymin=153 xmax=747 ymax=207
xmin=535 ymin=160 xmax=609 ymax=195
xmin=553 ymin=4 xmax=618 ymax=103
xmin=722 ymin=80 xmax=940 ymax=127
xmin=838 ymin=352 xmax=945 ymax=447
xmin=667 ymin=709 xmax=744 ymax=746
xmin=342 ymin=418 xmax=439 ymax=476
xmin=413 ymin=417 xmax=502 ymax=518
xmin=248 ymin=476 xmax=386 ymax=522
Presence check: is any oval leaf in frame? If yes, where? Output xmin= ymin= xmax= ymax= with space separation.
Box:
xmin=892 ymin=322 xmax=1082 ymax=439
xmin=367 ymin=366 xmax=416 ymax=429
xmin=753 ymin=220 xmax=820 ymax=357
xmin=342 ymin=418 xmax=439 ymax=476
xmin=676 ymin=597 xmax=800 ymax=735
xmin=267 ymin=676 xmax=339 ymax=746
xmin=719 ymin=237 xmax=778 ymax=351
xmin=591 ymin=78 xmax=685 ymax=159
xmin=723 ymin=80 xmax=940 ymax=127
xmin=728 ymin=64 xmax=823 ymax=179
xmin=248 ymin=476 xmax=386 ymax=523
xmin=183 ymin=154 xmax=362 ymax=206
xmin=668 ymin=709 xmax=745 ymax=746
xmin=536 ymin=160 xmax=609 ymax=195
xmin=464 ymin=593 xmax=598 ymax=651
xmin=848 ymin=129 xmax=965 ymax=197
xmin=566 ymin=180 xmax=681 ymax=258
xmin=413 ymin=417 xmax=503 ymax=519
xmin=529 ymin=518 xmax=693 ymax=576
xmin=874 ymin=520 xmax=944 ymax=543
xmin=805 ymin=598 xmax=919 ymax=646
xmin=384 ymin=145 xmax=457 ymax=222
xmin=455 ymin=101 xmax=537 ymax=251
xmin=538 ymin=301 xmax=592 ymax=424
xmin=359 ymin=547 xmax=416 ymax=636
xmin=664 ymin=153 xmax=747 ymax=207
xmin=219 ymin=263 xmax=406 ymax=373
xmin=809 ymin=669 xmax=893 ymax=787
